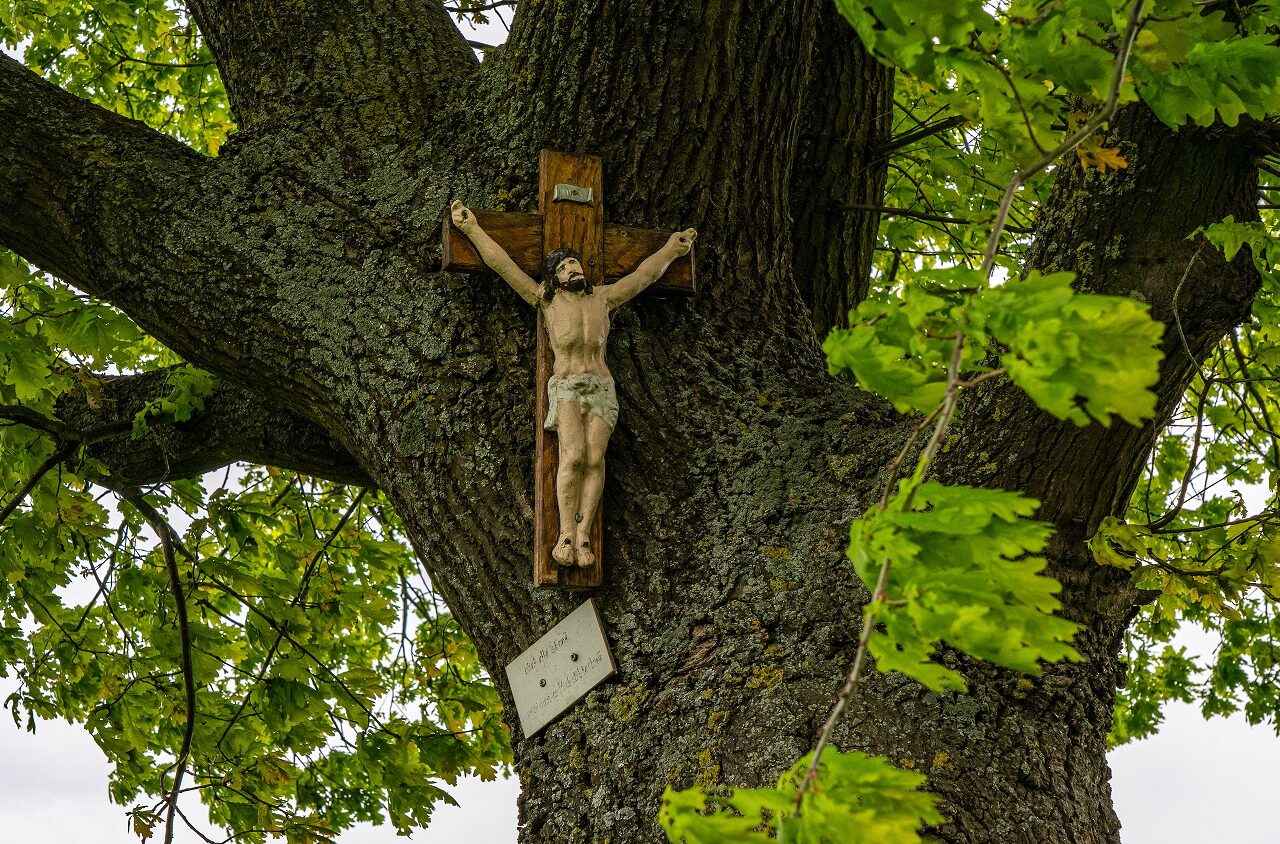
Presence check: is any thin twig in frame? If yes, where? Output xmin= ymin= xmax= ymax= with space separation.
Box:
xmin=797 ymin=335 xmax=969 ymax=808
xmin=215 ymin=488 xmax=367 ymax=750
xmin=833 ymin=203 xmax=1035 ymax=234
xmin=196 ymin=573 xmax=390 ymax=730
xmin=1169 ymin=244 xmax=1205 ymax=366
xmin=124 ymin=491 xmax=197 ymax=844
xmin=1147 ymin=508 xmax=1280 ymax=535
xmin=1148 ymin=375 xmax=1208 ymax=530
xmin=878 ymin=115 xmax=967 ymax=155
xmin=117 ymin=55 xmax=213 ymax=68
xmin=798 ymin=0 xmax=1149 ymax=811
xmin=879 ymin=406 xmax=944 ymax=509
xmin=955 ymin=367 xmax=1007 ymax=389
xmin=980 ymin=0 xmax=1148 ymax=276
xmin=171 ymin=802 xmax=222 ymax=844
xmin=1228 ymin=330 xmax=1280 ymax=472
xmin=982 ymin=53 xmax=1049 ymax=155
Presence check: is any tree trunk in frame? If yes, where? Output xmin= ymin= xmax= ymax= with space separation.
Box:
xmin=0 ymin=1 xmax=1263 ymax=842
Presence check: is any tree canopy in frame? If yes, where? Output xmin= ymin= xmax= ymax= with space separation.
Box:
xmin=0 ymin=0 xmax=1277 ymax=842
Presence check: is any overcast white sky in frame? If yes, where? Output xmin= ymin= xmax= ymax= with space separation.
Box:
xmin=2 ymin=641 xmax=1278 ymax=843
xmin=3 ymin=10 xmax=1280 ymax=843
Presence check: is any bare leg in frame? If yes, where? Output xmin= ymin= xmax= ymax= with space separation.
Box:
xmin=553 ymin=400 xmax=585 ymax=566
xmin=574 ymin=413 xmax=614 ymax=568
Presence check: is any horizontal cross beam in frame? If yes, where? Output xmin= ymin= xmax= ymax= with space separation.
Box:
xmin=442 ymin=211 xmax=697 ymax=296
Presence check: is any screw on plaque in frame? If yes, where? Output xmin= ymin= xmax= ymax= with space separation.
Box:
xmin=571 ymin=653 xmax=579 ymax=662
xmin=539 ymin=679 xmax=547 ymax=687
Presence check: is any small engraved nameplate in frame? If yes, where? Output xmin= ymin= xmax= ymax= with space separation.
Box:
xmin=505 ymin=598 xmax=616 ymax=737
xmin=552 ymin=183 xmax=594 ymax=205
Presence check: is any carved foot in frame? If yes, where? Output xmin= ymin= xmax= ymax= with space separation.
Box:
xmin=552 ymin=533 xmax=576 ymax=567
xmin=576 ymin=539 xmax=596 ymax=569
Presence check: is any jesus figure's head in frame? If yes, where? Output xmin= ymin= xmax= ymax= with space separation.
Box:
xmin=542 ymin=246 xmax=592 ymax=301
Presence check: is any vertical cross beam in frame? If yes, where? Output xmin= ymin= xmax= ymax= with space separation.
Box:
xmin=535 ymin=151 xmax=605 ymax=588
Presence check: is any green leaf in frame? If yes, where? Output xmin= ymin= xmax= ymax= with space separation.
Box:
xmin=0 ymin=336 xmax=53 ymax=402
xmin=825 ymin=272 xmax=989 ymax=415
xmin=1134 ymin=35 xmax=1280 ymax=128
xmin=848 ymin=482 xmax=1081 ymax=691
xmin=659 ymin=750 xmax=941 ymax=844
xmin=971 ymin=271 xmax=1165 ymax=426
xmin=823 ymin=323 xmax=947 ymax=414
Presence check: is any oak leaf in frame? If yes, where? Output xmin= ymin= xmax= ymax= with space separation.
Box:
xmin=1075 ymin=139 xmax=1128 ymax=172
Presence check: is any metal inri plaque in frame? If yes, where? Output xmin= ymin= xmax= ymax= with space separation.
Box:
xmin=505 ymin=598 xmax=616 ymax=737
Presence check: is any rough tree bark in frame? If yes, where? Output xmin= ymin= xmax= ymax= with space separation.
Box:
xmin=0 ymin=2 xmax=1263 ymax=842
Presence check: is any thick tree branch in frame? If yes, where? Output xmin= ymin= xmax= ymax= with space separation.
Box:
xmin=940 ymin=104 xmax=1262 ymax=537
xmin=0 ymin=55 xmax=440 ymax=409
xmin=46 ymin=369 xmax=371 ymax=488
xmin=0 ymin=57 xmax=277 ymax=382
xmin=0 ymin=56 xmax=206 ymax=299
xmin=186 ymin=0 xmax=477 ymax=131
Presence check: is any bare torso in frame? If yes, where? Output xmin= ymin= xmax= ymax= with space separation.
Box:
xmin=542 ymin=290 xmax=612 ymax=379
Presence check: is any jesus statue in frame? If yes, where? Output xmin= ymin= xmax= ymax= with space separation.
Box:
xmin=450 ymin=200 xmax=696 ymax=568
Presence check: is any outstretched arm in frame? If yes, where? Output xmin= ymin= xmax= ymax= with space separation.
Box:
xmin=450 ymin=200 xmax=542 ymax=306
xmin=606 ymin=228 xmax=696 ymax=309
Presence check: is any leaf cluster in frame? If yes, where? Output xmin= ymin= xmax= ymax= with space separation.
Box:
xmin=2 ymin=474 xmax=511 ymax=841
xmin=1099 ymin=213 xmax=1280 ymax=745
xmin=850 ymin=482 xmax=1081 ymax=692
xmin=0 ymin=11 xmax=512 ymax=835
xmin=1 ymin=0 xmax=232 ymax=155
xmin=825 ymin=268 xmax=1164 ymax=427
xmin=659 ymin=750 xmax=941 ymax=844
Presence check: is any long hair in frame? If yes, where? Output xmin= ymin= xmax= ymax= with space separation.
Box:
xmin=542 ymin=246 xmax=589 ymax=301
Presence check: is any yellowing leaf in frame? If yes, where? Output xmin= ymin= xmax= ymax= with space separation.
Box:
xmin=1075 ymin=138 xmax=1128 ymax=172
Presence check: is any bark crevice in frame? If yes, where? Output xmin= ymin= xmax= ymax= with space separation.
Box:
xmin=789 ymin=5 xmax=894 ymax=335
xmin=187 ymin=0 xmax=477 ymax=133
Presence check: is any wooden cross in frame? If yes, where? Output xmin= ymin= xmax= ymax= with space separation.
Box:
xmin=441 ymin=150 xmax=696 ymax=589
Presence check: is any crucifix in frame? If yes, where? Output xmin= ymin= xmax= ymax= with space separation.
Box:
xmin=442 ymin=150 xmax=696 ymax=589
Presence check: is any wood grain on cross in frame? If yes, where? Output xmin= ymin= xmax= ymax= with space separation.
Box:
xmin=442 ymin=150 xmax=696 ymax=589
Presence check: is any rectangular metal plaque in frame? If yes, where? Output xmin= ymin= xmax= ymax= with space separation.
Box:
xmin=505 ymin=598 xmax=616 ymax=737
xmin=552 ymin=183 xmax=595 ymax=205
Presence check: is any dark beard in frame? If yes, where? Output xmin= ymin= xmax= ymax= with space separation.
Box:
xmin=559 ymin=274 xmax=592 ymax=294
xmin=542 ymin=272 xmax=594 ymax=302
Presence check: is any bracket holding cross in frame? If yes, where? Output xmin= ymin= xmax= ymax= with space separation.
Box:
xmin=442 ymin=150 xmax=696 ymax=589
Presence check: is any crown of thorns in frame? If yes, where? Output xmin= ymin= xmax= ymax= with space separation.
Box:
xmin=543 ymin=246 xmax=582 ymax=278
